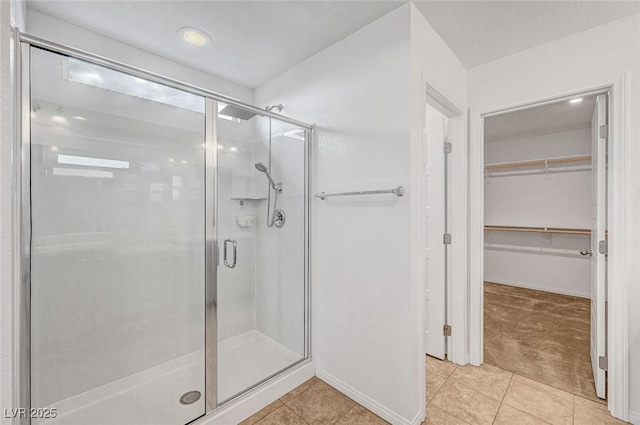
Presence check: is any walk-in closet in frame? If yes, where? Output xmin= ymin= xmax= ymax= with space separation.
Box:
xmin=483 ymin=94 xmax=609 ymax=403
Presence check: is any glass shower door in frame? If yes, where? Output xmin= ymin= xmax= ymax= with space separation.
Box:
xmin=29 ymin=47 xmax=206 ymax=425
xmin=216 ymin=108 xmax=307 ymax=402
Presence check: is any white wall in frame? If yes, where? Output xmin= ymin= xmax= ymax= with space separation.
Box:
xmin=255 ymin=4 xmax=420 ymax=424
xmin=468 ymin=14 xmax=640 ymax=422
xmin=26 ymin=9 xmax=253 ymax=104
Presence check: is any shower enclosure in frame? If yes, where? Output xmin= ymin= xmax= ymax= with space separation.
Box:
xmin=18 ymin=34 xmax=310 ymax=425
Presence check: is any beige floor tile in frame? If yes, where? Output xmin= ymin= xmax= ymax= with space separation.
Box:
xmin=280 ymin=377 xmax=320 ymax=404
xmin=285 ymin=379 xmax=355 ymax=425
xmin=239 ymin=400 xmax=283 ymax=425
xmin=253 ymin=406 xmax=307 ymax=425
xmin=510 ymin=374 xmax=574 ymax=402
xmin=494 ymin=405 xmax=551 ymax=425
xmin=502 ymin=379 xmax=573 ymax=425
xmin=423 ymin=404 xmax=470 ymax=425
xmin=447 ymin=363 xmax=512 ymax=401
xmin=426 ymin=355 xmax=457 ymax=379
xmin=574 ymin=396 xmax=629 ymax=425
xmin=426 ymin=372 xmax=447 ymax=402
xmin=335 ymin=404 xmax=389 ymax=425
xmin=430 ymin=381 xmax=500 ymax=425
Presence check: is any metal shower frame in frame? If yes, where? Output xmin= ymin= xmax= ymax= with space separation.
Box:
xmin=13 ymin=28 xmax=313 ymax=424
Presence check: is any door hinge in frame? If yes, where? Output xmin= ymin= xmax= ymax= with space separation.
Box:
xmin=599 ymin=124 xmax=608 ymax=139
xmin=599 ymin=356 xmax=608 ymax=371
xmin=599 ymin=240 xmax=608 ymax=255
xmin=443 ymin=141 xmax=452 ymax=154
xmin=443 ymin=233 xmax=452 ymax=244
xmin=443 ymin=324 xmax=452 ymax=337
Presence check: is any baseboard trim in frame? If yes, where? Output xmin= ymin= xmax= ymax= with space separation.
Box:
xmin=484 ymin=277 xmax=590 ymax=299
xmin=196 ymin=360 xmax=315 ymax=425
xmin=629 ymin=410 xmax=640 ymax=424
xmin=316 ymin=369 xmax=423 ymax=425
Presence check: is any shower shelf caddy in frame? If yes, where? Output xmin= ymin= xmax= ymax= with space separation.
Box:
xmin=230 ymin=195 xmax=267 ymax=205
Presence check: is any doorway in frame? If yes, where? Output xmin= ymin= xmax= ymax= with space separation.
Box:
xmin=481 ymin=93 xmax=609 ymax=402
xmin=421 ymin=86 xmax=465 ymax=362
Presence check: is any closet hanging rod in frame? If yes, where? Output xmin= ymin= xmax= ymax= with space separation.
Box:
xmin=484 ymin=225 xmax=591 ymax=235
xmin=315 ymin=186 xmax=403 ymax=200
xmin=485 ymin=155 xmax=591 ymax=171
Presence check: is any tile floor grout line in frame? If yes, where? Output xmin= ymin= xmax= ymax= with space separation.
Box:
xmin=280 ymin=379 xmax=316 ymax=408
xmin=504 ymin=371 xmax=574 ymax=425
xmin=428 ymin=363 xmax=476 ymax=425
xmin=499 ymin=368 xmax=601 ymax=403
xmin=291 ymin=404 xmax=312 ymax=425
xmin=491 ymin=372 xmax=514 ymax=425
xmin=331 ymin=402 xmax=358 ymax=425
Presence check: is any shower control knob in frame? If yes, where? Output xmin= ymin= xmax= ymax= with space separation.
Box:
xmin=273 ymin=209 xmax=286 ymax=228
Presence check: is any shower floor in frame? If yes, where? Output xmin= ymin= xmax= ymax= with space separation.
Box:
xmin=217 ymin=330 xmax=303 ymax=403
xmin=37 ymin=332 xmax=301 ymax=424
xmin=35 ymin=351 xmax=205 ymax=425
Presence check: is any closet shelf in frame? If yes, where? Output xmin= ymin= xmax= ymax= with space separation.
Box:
xmin=484 ymin=155 xmax=591 ymax=171
xmin=484 ymin=225 xmax=591 ymax=235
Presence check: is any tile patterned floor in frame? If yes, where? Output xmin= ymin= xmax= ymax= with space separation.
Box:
xmin=425 ymin=356 xmax=629 ymax=425
xmin=242 ymin=357 xmax=629 ymax=425
xmin=239 ymin=377 xmax=388 ymax=425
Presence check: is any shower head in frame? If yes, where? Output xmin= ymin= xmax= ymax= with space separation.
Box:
xmin=218 ymin=104 xmax=257 ymax=120
xmin=254 ymin=162 xmax=277 ymax=189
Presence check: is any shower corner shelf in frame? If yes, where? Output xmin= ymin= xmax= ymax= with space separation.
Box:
xmin=229 ymin=196 xmax=267 ymax=205
xmin=229 ymin=196 xmax=267 ymax=200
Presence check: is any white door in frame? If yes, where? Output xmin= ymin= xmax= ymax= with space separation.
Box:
xmin=423 ymin=113 xmax=446 ymax=358
xmin=590 ymin=94 xmax=607 ymax=399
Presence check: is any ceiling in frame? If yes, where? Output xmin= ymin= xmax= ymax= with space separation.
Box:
xmin=27 ymin=1 xmax=403 ymax=89
xmin=414 ymin=1 xmax=640 ymax=68
xmin=27 ymin=1 xmax=640 ymax=89
xmin=484 ymin=96 xmax=597 ymax=142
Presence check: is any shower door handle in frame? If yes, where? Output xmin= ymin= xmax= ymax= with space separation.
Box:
xmin=223 ymin=238 xmax=237 ymax=268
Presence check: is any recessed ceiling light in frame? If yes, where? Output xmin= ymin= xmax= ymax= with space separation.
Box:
xmin=569 ymin=98 xmax=583 ymax=104
xmin=169 ymin=158 xmax=175 ymax=163
xmin=178 ymin=27 xmax=212 ymax=47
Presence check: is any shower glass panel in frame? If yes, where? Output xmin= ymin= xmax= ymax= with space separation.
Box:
xmin=29 ymin=47 xmax=206 ymax=424
xmin=216 ymin=107 xmax=307 ymax=402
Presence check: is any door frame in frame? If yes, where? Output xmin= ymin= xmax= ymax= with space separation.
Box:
xmin=419 ymin=83 xmax=467 ymax=365
xmin=467 ymin=77 xmax=630 ymax=420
